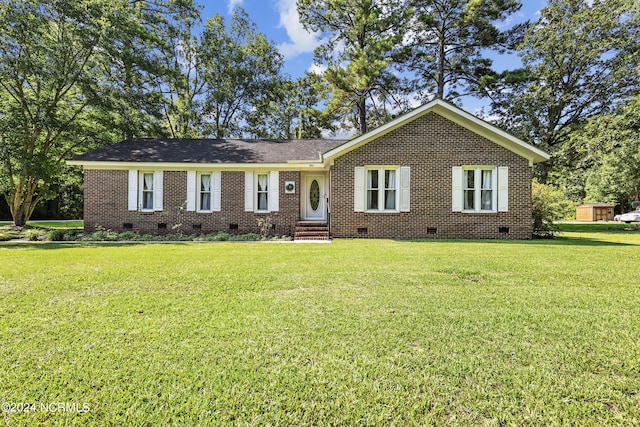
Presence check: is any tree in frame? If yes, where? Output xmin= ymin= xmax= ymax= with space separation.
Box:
xmin=0 ymin=0 xmax=189 ymax=226
xmin=298 ymin=0 xmax=410 ymax=135
xmin=158 ymin=1 xmax=208 ymax=138
xmin=492 ymin=0 xmax=639 ymax=181
xmin=245 ymin=72 xmax=334 ymax=139
xmin=407 ymin=0 xmax=522 ymax=101
xmin=0 ymin=1 xmax=110 ymax=226
xmin=578 ymin=96 xmax=640 ymax=211
xmin=199 ymin=9 xmax=284 ymax=138
xmin=97 ymin=0 xmax=202 ymax=141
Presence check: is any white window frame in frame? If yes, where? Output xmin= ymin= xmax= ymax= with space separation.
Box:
xmin=187 ymin=171 xmax=220 ymax=212
xmin=462 ymin=166 xmax=497 ymax=213
xmin=255 ymin=172 xmax=270 ymax=213
xmin=197 ymin=172 xmax=213 ymax=212
xmin=140 ymin=172 xmax=155 ymax=212
xmin=366 ymin=167 xmax=399 ymax=213
xmin=128 ymin=170 xmax=163 ymax=212
xmin=245 ymin=171 xmax=279 ymax=213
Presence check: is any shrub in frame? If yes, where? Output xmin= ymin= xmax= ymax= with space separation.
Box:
xmin=532 ymin=180 xmax=565 ymax=238
xmin=235 ymin=233 xmax=261 ymax=241
xmin=118 ymin=231 xmax=140 ymax=240
xmin=82 ymin=226 xmax=120 ymax=241
xmin=78 ymin=229 xmax=269 ymax=242
xmin=46 ymin=229 xmax=67 ymax=241
xmin=25 ymin=229 xmax=41 ymax=241
xmin=209 ymin=232 xmax=233 ymax=241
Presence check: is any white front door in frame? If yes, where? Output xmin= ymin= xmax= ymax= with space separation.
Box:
xmin=302 ymin=174 xmax=326 ymax=221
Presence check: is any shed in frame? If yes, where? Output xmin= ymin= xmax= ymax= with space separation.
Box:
xmin=576 ymin=203 xmax=614 ymax=221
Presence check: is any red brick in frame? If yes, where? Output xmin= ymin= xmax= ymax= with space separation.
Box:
xmin=83 ymin=112 xmax=533 ymax=239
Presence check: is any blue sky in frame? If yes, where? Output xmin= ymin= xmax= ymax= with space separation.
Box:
xmin=202 ymin=0 xmax=549 ymax=114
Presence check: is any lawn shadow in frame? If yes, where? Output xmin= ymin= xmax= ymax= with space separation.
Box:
xmin=404 ymin=234 xmax=637 ymax=247
xmin=0 ymin=241 xmax=193 ymax=250
xmin=557 ymin=223 xmax=640 ymax=234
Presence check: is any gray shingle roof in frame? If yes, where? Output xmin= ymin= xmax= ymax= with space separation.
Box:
xmin=71 ymin=138 xmax=348 ymax=163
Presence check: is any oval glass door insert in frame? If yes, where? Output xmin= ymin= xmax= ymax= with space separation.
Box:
xmin=309 ymin=180 xmax=320 ymax=211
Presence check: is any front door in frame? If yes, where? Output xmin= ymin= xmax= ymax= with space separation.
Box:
xmin=302 ymin=174 xmax=326 ymax=221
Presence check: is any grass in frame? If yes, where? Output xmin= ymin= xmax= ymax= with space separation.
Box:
xmin=1 ymin=227 xmax=639 ymax=425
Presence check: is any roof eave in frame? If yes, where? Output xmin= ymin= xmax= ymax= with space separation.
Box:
xmin=65 ymin=159 xmax=328 ymax=170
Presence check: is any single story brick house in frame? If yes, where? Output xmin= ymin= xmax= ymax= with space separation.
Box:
xmin=67 ymin=99 xmax=549 ymax=240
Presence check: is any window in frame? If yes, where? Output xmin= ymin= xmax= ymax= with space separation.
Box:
xmin=257 ymin=173 xmax=269 ymax=211
xmin=187 ymin=171 xmax=220 ymax=212
xmin=367 ymin=167 xmax=397 ymax=212
xmin=453 ymin=166 xmax=508 ymax=213
xmin=127 ymin=170 xmax=163 ymax=212
xmin=141 ymin=172 xmax=154 ymax=211
xmin=199 ymin=173 xmax=212 ymax=211
xmin=463 ymin=169 xmax=475 ymax=210
xmin=480 ymin=169 xmax=493 ymax=211
xmin=354 ymin=166 xmax=410 ymax=213
xmin=367 ymin=169 xmax=379 ymax=210
xmin=244 ymin=171 xmax=279 ymax=213
xmin=458 ymin=167 xmax=497 ymax=212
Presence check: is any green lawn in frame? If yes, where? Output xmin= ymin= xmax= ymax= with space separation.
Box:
xmin=1 ymin=228 xmax=639 ymax=425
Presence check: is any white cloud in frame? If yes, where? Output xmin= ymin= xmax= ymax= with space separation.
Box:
xmin=307 ymin=62 xmax=327 ymax=76
xmin=276 ymin=0 xmax=321 ymax=59
xmin=227 ymin=0 xmax=244 ymax=14
xmin=322 ymin=126 xmax=357 ymax=140
xmin=474 ymin=109 xmax=503 ymax=124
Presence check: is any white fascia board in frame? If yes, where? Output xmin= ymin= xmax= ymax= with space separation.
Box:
xmin=322 ymin=98 xmax=550 ymax=165
xmin=66 ymin=160 xmax=329 ymax=171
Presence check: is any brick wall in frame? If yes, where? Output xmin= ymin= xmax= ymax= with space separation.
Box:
xmin=84 ymin=169 xmax=300 ymax=236
xmin=329 ymin=112 xmax=533 ymax=239
xmin=83 ymin=112 xmax=534 ymax=239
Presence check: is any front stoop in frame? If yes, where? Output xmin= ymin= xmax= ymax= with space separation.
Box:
xmin=294 ymin=221 xmax=330 ymax=241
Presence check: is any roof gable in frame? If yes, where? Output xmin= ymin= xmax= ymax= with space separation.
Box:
xmin=323 ymin=99 xmax=549 ymax=165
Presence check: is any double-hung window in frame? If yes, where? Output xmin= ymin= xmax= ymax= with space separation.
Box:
xmin=453 ymin=166 xmax=508 ymax=213
xmin=128 ymin=170 xmax=163 ymax=212
xmin=366 ymin=167 xmax=398 ymax=212
xmin=141 ymin=172 xmax=154 ymax=211
xmin=199 ymin=173 xmax=212 ymax=211
xmin=186 ymin=171 xmax=220 ymax=212
xmin=457 ymin=167 xmax=498 ymax=212
xmin=244 ymin=171 xmax=279 ymax=213
xmin=256 ymin=173 xmax=269 ymax=212
xmin=355 ymin=166 xmax=410 ymax=213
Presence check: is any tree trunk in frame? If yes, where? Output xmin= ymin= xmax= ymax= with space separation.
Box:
xmin=357 ymin=97 xmax=367 ymax=135
xmin=8 ymin=177 xmax=41 ymax=227
xmin=436 ymin=29 xmax=446 ymax=99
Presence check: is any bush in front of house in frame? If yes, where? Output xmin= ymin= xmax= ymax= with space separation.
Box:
xmin=76 ymin=226 xmax=287 ymax=242
xmin=25 ymin=229 xmax=42 ymax=241
xmin=45 ymin=229 xmax=80 ymax=241
xmin=532 ymin=180 xmax=565 ymax=238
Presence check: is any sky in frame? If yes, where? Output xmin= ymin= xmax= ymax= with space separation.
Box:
xmin=201 ymin=0 xmax=549 ymax=115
